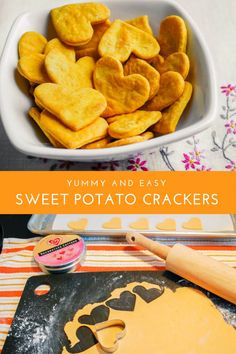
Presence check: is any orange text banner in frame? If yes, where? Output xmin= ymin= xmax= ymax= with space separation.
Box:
xmin=0 ymin=171 xmax=235 ymax=214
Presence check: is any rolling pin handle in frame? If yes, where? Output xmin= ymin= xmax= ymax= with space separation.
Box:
xmin=126 ymin=232 xmax=170 ymax=260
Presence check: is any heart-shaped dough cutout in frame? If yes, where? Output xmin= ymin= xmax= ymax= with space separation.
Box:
xmin=45 ymin=49 xmax=95 ymax=90
xmin=158 ymin=15 xmax=187 ymax=57
xmin=94 ymin=56 xmax=150 ymax=117
xmin=124 ymin=57 xmax=160 ymax=99
xmin=51 ymin=3 xmax=110 ymax=46
xmin=67 ymin=218 xmax=88 ymax=231
xmin=44 ymin=38 xmax=75 ymax=61
xmin=39 ymin=110 xmax=108 ymax=149
xmin=34 ymin=83 xmax=107 ymax=131
xmin=133 ymin=285 xmax=164 ymax=303
xmin=102 ymin=217 xmax=122 ymax=229
xmin=144 ymin=71 xmax=185 ymax=111
xmin=156 ymin=218 xmax=176 ymax=231
xmin=99 ymin=19 xmax=160 ymax=62
xmin=17 ymin=53 xmax=50 ymax=84
xmin=129 ymin=217 xmax=149 ymax=230
xmin=106 ymin=291 xmax=136 ymax=311
xmin=182 ymin=217 xmax=203 ymax=230
xmin=18 ymin=31 xmax=47 ymax=58
xmin=79 ymin=305 xmax=110 ymax=325
xmin=149 ymin=52 xmax=190 ymax=79
xmin=94 ymin=319 xmax=126 ymax=353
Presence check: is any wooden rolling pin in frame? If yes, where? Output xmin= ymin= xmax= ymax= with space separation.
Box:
xmin=126 ymin=231 xmax=236 ymax=305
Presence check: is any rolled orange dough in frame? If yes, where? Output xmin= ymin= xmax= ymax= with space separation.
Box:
xmin=62 ymin=282 xmax=236 ymax=354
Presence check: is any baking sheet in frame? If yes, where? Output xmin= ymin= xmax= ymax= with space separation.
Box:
xmin=28 ymin=214 xmax=236 ymax=242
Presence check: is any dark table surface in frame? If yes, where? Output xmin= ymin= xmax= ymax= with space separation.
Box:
xmin=0 ymin=215 xmax=34 ymax=253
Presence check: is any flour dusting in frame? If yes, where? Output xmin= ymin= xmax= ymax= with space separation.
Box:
xmin=7 ymin=299 xmax=65 ymax=354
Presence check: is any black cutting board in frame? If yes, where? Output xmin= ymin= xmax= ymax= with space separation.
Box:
xmin=2 ymin=271 xmax=236 ymax=354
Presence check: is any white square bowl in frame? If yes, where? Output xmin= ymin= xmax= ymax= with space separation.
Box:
xmin=0 ymin=0 xmax=217 ymax=162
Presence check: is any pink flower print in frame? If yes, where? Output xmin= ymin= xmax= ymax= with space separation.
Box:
xmin=225 ymin=161 xmax=236 ymax=171
xmin=190 ymin=148 xmax=205 ymax=162
xmin=182 ymin=153 xmax=200 ymax=170
xmin=225 ymin=120 xmax=236 ymax=134
xmin=127 ymin=157 xmax=148 ymax=171
xmin=221 ymin=84 xmax=236 ymax=96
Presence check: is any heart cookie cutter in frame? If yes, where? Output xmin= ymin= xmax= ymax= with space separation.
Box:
xmin=88 ymin=319 xmax=126 ymax=353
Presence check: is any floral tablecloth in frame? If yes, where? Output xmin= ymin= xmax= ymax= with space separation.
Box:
xmin=0 ymin=0 xmax=235 ymax=171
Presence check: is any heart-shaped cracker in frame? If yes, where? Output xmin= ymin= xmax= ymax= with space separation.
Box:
xmin=143 ymin=71 xmax=185 ymax=111
xmin=129 ymin=217 xmax=149 ymax=230
xmin=182 ymin=217 xmax=203 ymax=230
xmin=106 ymin=132 xmax=154 ymax=148
xmin=51 ymin=3 xmax=110 ymax=46
xmin=18 ymin=31 xmax=47 ymax=58
xmin=108 ymin=111 xmax=162 ymax=139
xmin=99 ymin=20 xmax=160 ymax=62
xmin=45 ymin=49 xmax=95 ymax=90
xmin=34 ymin=83 xmax=107 ymax=131
xmin=94 ymin=56 xmax=150 ymax=117
xmin=156 ymin=218 xmax=176 ymax=231
xmin=44 ymin=38 xmax=75 ymax=61
xmin=124 ymin=57 xmax=160 ymax=99
xmin=17 ymin=53 xmax=49 ymax=84
xmin=158 ymin=15 xmax=187 ymax=57
xmin=28 ymin=107 xmax=63 ymax=148
xmin=126 ymin=15 xmax=153 ymax=34
xmin=39 ymin=110 xmax=108 ymax=149
xmin=94 ymin=319 xmax=126 ymax=353
xmin=67 ymin=218 xmax=88 ymax=231
xmin=149 ymin=52 xmax=190 ymax=79
xmin=153 ymin=82 xmax=193 ymax=134
xmin=76 ymin=20 xmax=111 ymax=59
xmin=102 ymin=217 xmax=122 ymax=229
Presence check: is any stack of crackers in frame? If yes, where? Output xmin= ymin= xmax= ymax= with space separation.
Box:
xmin=17 ymin=2 xmax=192 ymax=149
